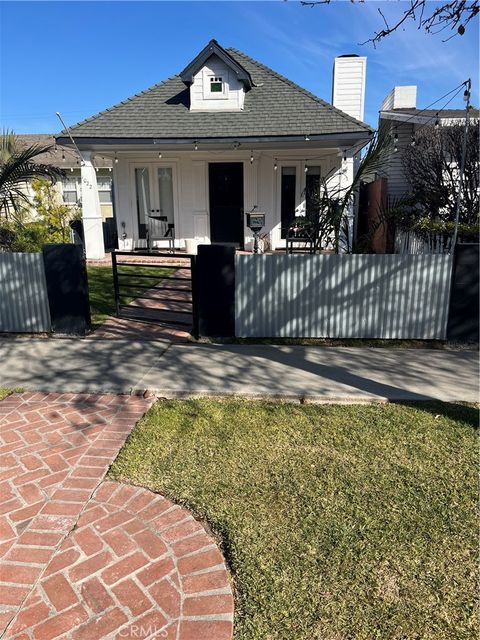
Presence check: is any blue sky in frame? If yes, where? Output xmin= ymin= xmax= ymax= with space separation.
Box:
xmin=1 ymin=1 xmax=478 ymax=133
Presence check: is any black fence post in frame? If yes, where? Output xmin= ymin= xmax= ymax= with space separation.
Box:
xmin=42 ymin=244 xmax=91 ymax=335
xmin=111 ymin=250 xmax=120 ymax=317
xmin=190 ymin=254 xmax=199 ymax=339
xmin=447 ymin=243 xmax=479 ymax=342
xmin=195 ymin=244 xmax=235 ymax=338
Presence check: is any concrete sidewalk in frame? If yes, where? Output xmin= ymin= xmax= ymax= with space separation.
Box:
xmin=0 ymin=338 xmax=170 ymax=395
xmin=0 ymin=338 xmax=478 ymax=402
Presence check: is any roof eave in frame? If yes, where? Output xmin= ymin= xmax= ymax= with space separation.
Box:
xmin=55 ymin=131 xmax=372 ymax=149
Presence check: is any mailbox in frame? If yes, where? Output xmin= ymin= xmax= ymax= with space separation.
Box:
xmin=246 ymin=212 xmax=265 ymax=233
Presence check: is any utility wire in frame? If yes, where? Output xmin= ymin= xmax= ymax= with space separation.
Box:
xmin=393 ymin=84 xmax=471 ymax=152
xmin=381 ymin=80 xmax=469 ymax=127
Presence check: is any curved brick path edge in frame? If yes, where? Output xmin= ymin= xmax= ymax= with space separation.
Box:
xmin=0 ymin=393 xmax=234 ymax=640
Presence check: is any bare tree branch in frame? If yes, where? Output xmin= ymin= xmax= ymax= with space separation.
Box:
xmin=300 ymin=0 xmax=479 ymax=46
xmin=402 ymin=122 xmax=479 ymax=227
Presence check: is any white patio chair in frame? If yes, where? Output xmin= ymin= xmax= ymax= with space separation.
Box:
xmin=146 ymin=214 xmax=175 ymax=253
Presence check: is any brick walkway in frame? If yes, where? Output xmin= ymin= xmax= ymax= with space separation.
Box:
xmin=0 ymin=393 xmax=233 ymax=639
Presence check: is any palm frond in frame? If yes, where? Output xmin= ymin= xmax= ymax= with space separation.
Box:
xmin=0 ymin=134 xmax=64 ymax=221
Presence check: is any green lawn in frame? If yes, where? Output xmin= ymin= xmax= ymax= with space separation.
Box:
xmin=110 ymin=399 xmax=478 ymax=640
xmin=87 ymin=264 xmax=172 ymax=329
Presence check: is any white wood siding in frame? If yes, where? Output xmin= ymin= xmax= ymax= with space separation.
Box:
xmin=383 ymin=122 xmax=414 ymax=198
xmin=332 ymin=57 xmax=366 ymax=122
xmin=190 ymin=55 xmax=245 ymax=111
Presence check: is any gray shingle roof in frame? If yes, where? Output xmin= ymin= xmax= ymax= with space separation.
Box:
xmin=16 ymin=134 xmax=112 ymax=168
xmin=61 ymin=46 xmax=371 ymax=141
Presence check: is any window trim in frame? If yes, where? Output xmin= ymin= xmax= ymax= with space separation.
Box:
xmin=61 ymin=176 xmax=79 ymax=205
xmin=97 ymin=175 xmax=113 ymax=205
xmin=204 ymin=72 xmax=229 ymax=100
xmin=129 ymin=161 xmax=180 ymax=244
xmin=210 ymin=76 xmax=223 ymax=93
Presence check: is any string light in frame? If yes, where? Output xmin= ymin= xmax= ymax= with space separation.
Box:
xmin=250 ymin=152 xmax=254 ymax=164
xmin=70 ymin=167 xmax=74 ymax=172
xmin=388 ymin=83 xmax=466 ymax=154
xmin=61 ymin=151 xmax=65 ymax=161
xmin=393 ymin=130 xmax=399 ymax=142
xmin=304 ymin=134 xmax=310 ymax=141
xmin=304 ymin=162 xmax=308 ymax=173
xmin=114 ymin=152 xmax=118 ymax=164
xmin=158 ymin=152 xmax=162 ymax=159
xmin=273 ymin=159 xmax=278 ymax=171
xmin=194 ymin=141 xmax=198 ymax=151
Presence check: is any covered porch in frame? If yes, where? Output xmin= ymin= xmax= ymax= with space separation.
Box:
xmin=56 ymin=39 xmax=372 ymax=260
xmin=76 ymin=136 xmax=362 ymax=260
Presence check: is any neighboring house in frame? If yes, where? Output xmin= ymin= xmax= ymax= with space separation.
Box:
xmin=16 ymin=134 xmax=114 ymax=222
xmin=378 ymin=86 xmax=479 ymax=200
xmin=56 ymin=40 xmax=372 ymax=259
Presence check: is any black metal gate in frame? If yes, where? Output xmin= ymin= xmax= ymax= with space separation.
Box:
xmin=111 ymin=251 xmax=198 ymax=336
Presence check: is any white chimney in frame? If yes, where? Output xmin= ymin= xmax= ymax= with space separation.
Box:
xmin=332 ymin=54 xmax=367 ymax=122
xmin=381 ymin=86 xmax=417 ymax=111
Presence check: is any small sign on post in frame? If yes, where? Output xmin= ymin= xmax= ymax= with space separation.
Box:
xmin=246 ymin=212 xmax=265 ymax=254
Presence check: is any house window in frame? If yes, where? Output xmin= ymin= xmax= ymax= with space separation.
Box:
xmin=305 ymin=166 xmax=321 ymax=217
xmin=157 ymin=168 xmax=174 ymax=225
xmin=97 ymin=176 xmax=112 ymax=204
xmin=134 ymin=167 xmax=150 ymax=239
xmin=62 ymin=177 xmax=78 ymax=204
xmin=281 ymin=167 xmax=296 ymax=238
xmin=210 ymin=76 xmax=223 ymax=93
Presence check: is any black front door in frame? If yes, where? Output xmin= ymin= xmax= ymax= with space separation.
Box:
xmin=209 ymin=163 xmax=244 ymax=247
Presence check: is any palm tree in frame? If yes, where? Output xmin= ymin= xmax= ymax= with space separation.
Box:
xmin=302 ymin=128 xmax=394 ymax=253
xmin=0 ymin=130 xmax=63 ymax=221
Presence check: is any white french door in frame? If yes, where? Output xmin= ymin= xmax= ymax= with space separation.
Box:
xmin=131 ymin=163 xmax=177 ymax=242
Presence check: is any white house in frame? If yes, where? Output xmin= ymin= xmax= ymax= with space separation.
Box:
xmin=56 ymin=40 xmax=371 ymax=259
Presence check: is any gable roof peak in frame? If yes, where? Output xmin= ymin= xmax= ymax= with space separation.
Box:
xmin=179 ymin=39 xmax=254 ymax=89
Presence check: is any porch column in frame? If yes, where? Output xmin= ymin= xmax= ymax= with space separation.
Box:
xmin=341 ymin=153 xmax=355 ymax=253
xmin=80 ymin=151 xmax=105 ymax=260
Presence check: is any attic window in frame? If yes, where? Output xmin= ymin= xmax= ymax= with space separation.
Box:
xmin=210 ymin=76 xmax=223 ymax=93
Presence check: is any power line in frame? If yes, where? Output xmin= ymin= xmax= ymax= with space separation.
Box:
xmin=381 ymin=80 xmax=469 ymax=126
xmin=392 ymin=84 xmax=472 ymax=152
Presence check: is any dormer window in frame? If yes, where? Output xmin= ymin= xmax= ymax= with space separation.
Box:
xmin=210 ymin=76 xmax=223 ymax=93
xmin=206 ymin=74 xmax=228 ymax=100
xmin=180 ymin=40 xmax=253 ymax=111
